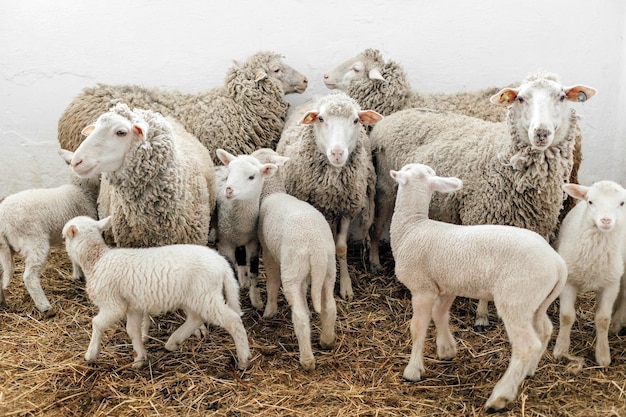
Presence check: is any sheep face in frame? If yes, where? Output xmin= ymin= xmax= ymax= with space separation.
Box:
xmin=323 ymin=53 xmax=385 ymax=90
xmin=490 ymin=73 xmax=596 ymax=150
xmin=70 ymin=110 xmax=147 ymax=178
xmin=266 ymin=56 xmax=308 ymax=94
xmin=216 ymin=149 xmax=277 ymax=200
xmin=390 ymin=163 xmax=463 ymax=195
xmin=300 ymin=97 xmax=382 ymax=168
xmin=564 ymin=181 xmax=626 ymax=232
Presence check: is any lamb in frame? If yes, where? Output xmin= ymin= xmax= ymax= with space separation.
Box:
xmin=389 ymin=163 xmax=566 ymax=411
xmin=324 ymin=49 xmax=585 ymax=218
xmin=62 ymin=215 xmax=250 ymax=370
xmin=214 ymin=148 xmax=279 ymax=310
xmin=69 ymin=103 xmax=215 ymax=248
xmin=553 ymin=181 xmax=626 ymax=367
xmin=368 ymin=71 xmax=596 ymax=329
xmin=276 ymin=92 xmax=383 ymax=300
xmin=58 ymin=51 xmax=307 ymax=165
xmin=0 ymin=149 xmax=99 ymax=317
xmin=252 ymin=148 xmax=337 ymax=371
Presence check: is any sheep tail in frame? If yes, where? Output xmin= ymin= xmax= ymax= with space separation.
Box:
xmin=222 ymin=269 xmax=243 ymax=316
xmin=309 ymin=253 xmax=327 ymax=314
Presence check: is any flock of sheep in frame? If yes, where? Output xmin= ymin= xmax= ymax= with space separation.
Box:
xmin=0 ymin=49 xmax=624 ymax=412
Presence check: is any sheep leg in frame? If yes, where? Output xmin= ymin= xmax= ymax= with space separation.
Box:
xmin=319 ymin=263 xmax=337 ymax=350
xmin=369 ymin=188 xmax=394 ymax=275
xmin=0 ymin=243 xmax=14 ymax=291
xmin=432 ymin=295 xmax=457 ymax=360
xmin=21 ymin=244 xmax=54 ymax=316
xmin=234 ymin=245 xmax=250 ymax=289
xmin=553 ymin=283 xmax=578 ymax=362
xmin=284 ymin=282 xmax=315 ymax=371
xmin=71 ymin=260 xmax=84 ymax=281
xmin=246 ymin=240 xmax=263 ymax=310
xmin=474 ymin=299 xmax=490 ymax=332
xmin=262 ymin=251 xmax=281 ymax=319
xmin=126 ymin=309 xmax=147 ymax=368
xmin=336 ymin=216 xmax=353 ymax=301
xmin=141 ymin=312 xmax=151 ymax=343
xmin=594 ymin=283 xmax=619 ymax=367
xmin=485 ymin=320 xmax=542 ymax=411
xmin=527 ymin=310 xmax=553 ymax=377
xmin=85 ymin=306 xmax=125 ymax=363
xmin=204 ymin=301 xmax=251 ymax=370
xmin=610 ymin=274 xmax=626 ymax=334
xmin=165 ymin=310 xmax=204 ymax=352
xmin=403 ymin=292 xmax=436 ymax=381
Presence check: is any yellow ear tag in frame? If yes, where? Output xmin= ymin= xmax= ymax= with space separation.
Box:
xmin=500 ymin=91 xmax=512 ymax=103
xmin=303 ymin=114 xmax=316 ymax=124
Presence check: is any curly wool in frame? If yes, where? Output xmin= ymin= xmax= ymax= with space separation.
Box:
xmin=102 ymin=106 xmax=212 ymax=248
xmin=58 ymin=52 xmax=290 ymax=165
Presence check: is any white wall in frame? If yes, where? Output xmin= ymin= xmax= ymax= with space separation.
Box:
xmin=1 ymin=0 xmax=624 ymax=198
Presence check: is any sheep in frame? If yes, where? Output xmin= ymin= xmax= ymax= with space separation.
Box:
xmin=62 ymin=215 xmax=250 ymax=370
xmin=69 ymin=103 xmax=215 ymax=248
xmin=58 ymin=51 xmax=307 ymax=165
xmin=553 ymin=181 xmax=626 ymax=367
xmin=0 ymin=150 xmax=99 ymax=317
xmin=324 ymin=49 xmax=585 ymax=220
xmin=368 ymin=71 xmax=596 ymax=330
xmin=214 ymin=148 xmax=279 ymax=310
xmin=251 ymin=148 xmax=337 ymax=371
xmin=276 ymin=91 xmax=383 ymax=300
xmin=389 ymin=163 xmax=566 ymax=412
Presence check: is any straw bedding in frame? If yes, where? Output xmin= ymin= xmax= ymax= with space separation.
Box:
xmin=1 ymin=243 xmax=624 ymax=416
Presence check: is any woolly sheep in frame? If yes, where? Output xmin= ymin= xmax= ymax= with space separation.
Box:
xmin=214 ymin=148 xmax=279 ymax=310
xmin=368 ymin=71 xmax=595 ymax=329
xmin=252 ymin=148 xmax=337 ymax=371
xmin=276 ymin=92 xmax=383 ymax=300
xmin=389 ymin=163 xmax=566 ymax=411
xmin=62 ymin=215 xmax=250 ymax=370
xmin=553 ymin=181 xmax=626 ymax=367
xmin=324 ymin=49 xmax=585 ymax=218
xmin=0 ymin=150 xmax=99 ymax=316
xmin=58 ymin=51 xmax=307 ymax=165
xmin=70 ymin=103 xmax=215 ymax=248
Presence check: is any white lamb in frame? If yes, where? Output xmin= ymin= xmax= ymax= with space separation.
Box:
xmin=62 ymin=215 xmax=250 ymax=370
xmin=214 ymin=149 xmax=279 ymax=310
xmin=0 ymin=150 xmax=99 ymax=316
xmin=252 ymin=148 xmax=337 ymax=371
xmin=389 ymin=163 xmax=566 ymax=411
xmin=276 ymin=92 xmax=383 ymax=300
xmin=553 ymin=181 xmax=626 ymax=367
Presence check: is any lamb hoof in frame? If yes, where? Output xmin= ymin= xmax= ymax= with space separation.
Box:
xmin=484 ymin=395 xmax=512 ymax=413
xmin=132 ymin=359 xmax=146 ymax=369
xmin=370 ymin=264 xmax=385 ymax=276
xmin=42 ymin=307 xmax=57 ymax=318
xmin=300 ymin=357 xmax=315 ymax=371
xmin=320 ymin=335 xmax=336 ymax=350
xmin=0 ymin=300 xmax=8 ymax=310
xmin=474 ymin=324 xmax=489 ymax=333
xmin=164 ymin=341 xmax=179 ymax=352
xmin=402 ymin=365 xmax=423 ymax=382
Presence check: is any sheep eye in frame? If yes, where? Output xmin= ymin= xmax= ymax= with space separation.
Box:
xmin=620 ymin=201 xmax=625 ymax=207
xmin=273 ymin=67 xmax=281 ymax=73
xmin=116 ymin=130 xmax=127 ymax=137
xmin=318 ymin=116 xmax=324 ymax=123
xmin=352 ymin=66 xmax=360 ymax=73
xmin=517 ymin=96 xmax=524 ymax=103
xmin=248 ymin=175 xmax=255 ymax=180
xmin=588 ymin=200 xmax=593 ymax=206
xmin=559 ymin=94 xmax=566 ymax=102
xmin=353 ymin=118 xmax=359 ymax=125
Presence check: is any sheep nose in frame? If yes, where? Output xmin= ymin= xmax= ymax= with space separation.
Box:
xmin=331 ymin=148 xmax=344 ymax=161
xmin=534 ymin=128 xmax=551 ymax=144
xmin=601 ymin=218 xmax=612 ymax=225
xmin=71 ymin=158 xmax=83 ymax=168
xmin=225 ymin=187 xmax=234 ymax=199
xmin=303 ymin=77 xmax=308 ymax=85
xmin=323 ymin=74 xmax=329 ymax=80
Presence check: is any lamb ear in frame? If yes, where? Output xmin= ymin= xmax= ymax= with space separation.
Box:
xmin=66 ymin=225 xmax=79 ymax=239
xmin=271 ymin=155 xmax=290 ymax=166
xmin=300 ymin=112 xmax=319 ymax=125
xmin=431 ymin=176 xmax=463 ymax=193
xmin=389 ymin=169 xmax=407 ymax=185
xmin=132 ymin=122 xmax=148 ymax=140
xmin=562 ymin=183 xmax=589 ymax=200
xmin=261 ymin=163 xmax=278 ymax=178
xmin=58 ymin=149 xmax=74 ymax=165
xmin=564 ymin=85 xmax=597 ymax=102
xmin=368 ymin=68 xmax=386 ymax=82
xmin=98 ymin=216 xmax=113 ymax=232
xmin=81 ymin=125 xmax=95 ymax=136
xmin=216 ymin=149 xmax=236 ymax=166
xmin=358 ymin=110 xmax=384 ymax=126
xmin=255 ymin=71 xmax=268 ymax=82
xmin=490 ymin=88 xmax=518 ymax=106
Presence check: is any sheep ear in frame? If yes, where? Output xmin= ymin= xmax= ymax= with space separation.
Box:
xmin=271 ymin=155 xmax=290 ymax=166
xmin=216 ymin=149 xmax=236 ymax=166
xmin=132 ymin=122 xmax=148 ymax=140
xmin=564 ymin=85 xmax=597 ymax=102
xmin=66 ymin=225 xmax=79 ymax=239
xmin=58 ymin=149 xmax=74 ymax=165
xmin=368 ymin=68 xmax=386 ymax=82
xmin=430 ymin=176 xmax=463 ymax=193
xmin=261 ymin=163 xmax=278 ymax=178
xmin=300 ymin=112 xmax=319 ymax=125
xmin=389 ymin=169 xmax=407 ymax=185
xmin=98 ymin=216 xmax=113 ymax=232
xmin=81 ymin=125 xmax=95 ymax=136
xmin=255 ymin=71 xmax=268 ymax=82
xmin=358 ymin=110 xmax=384 ymax=126
xmin=562 ymin=183 xmax=589 ymax=200
xmin=490 ymin=88 xmax=518 ymax=106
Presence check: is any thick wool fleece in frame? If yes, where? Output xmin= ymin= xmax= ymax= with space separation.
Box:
xmin=58 ymin=52 xmax=290 ymax=166
xmin=372 ymin=106 xmax=578 ymax=243
xmin=100 ymin=106 xmax=213 ymax=248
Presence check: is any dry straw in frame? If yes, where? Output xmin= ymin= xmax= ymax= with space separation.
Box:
xmin=1 ymin=244 xmax=624 ymax=416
